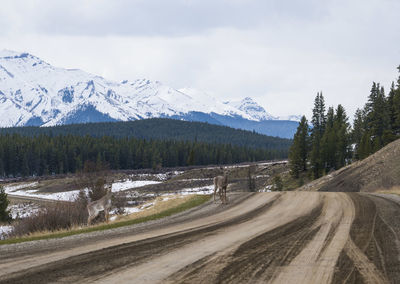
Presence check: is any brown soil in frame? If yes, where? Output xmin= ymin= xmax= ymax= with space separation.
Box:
xmin=1 ymin=191 xmax=399 ymax=283
xmin=299 ymin=138 xmax=400 ymax=193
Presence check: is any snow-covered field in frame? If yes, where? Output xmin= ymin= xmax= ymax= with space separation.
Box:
xmin=4 ymin=179 xmax=162 ymax=202
xmin=3 ymin=176 xmax=214 ymax=227
xmin=177 ymin=185 xmax=214 ymax=195
xmin=112 ymin=180 xmax=161 ymax=192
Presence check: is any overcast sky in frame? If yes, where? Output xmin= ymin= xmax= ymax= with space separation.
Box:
xmin=1 ymin=0 xmax=399 ymax=119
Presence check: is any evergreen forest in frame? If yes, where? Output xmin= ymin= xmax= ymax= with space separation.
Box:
xmin=0 ymin=118 xmax=291 ymax=151
xmin=0 ymin=133 xmax=288 ymax=178
xmin=289 ymin=65 xmax=400 ymax=179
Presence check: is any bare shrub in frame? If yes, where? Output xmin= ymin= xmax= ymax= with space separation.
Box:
xmin=11 ymin=200 xmax=87 ymax=237
xmin=112 ymin=193 xmax=127 ymax=215
xmin=247 ymin=166 xmax=256 ymax=192
xmin=76 ymin=160 xmax=111 ymax=202
xmin=273 ymin=175 xmax=284 ymax=191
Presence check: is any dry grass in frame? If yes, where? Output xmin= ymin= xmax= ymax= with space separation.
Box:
xmin=376 ymin=186 xmax=400 ymax=196
xmin=10 ymin=200 xmax=87 ymax=237
xmin=0 ymin=194 xmax=210 ymax=245
xmin=115 ymin=195 xmax=198 ymax=221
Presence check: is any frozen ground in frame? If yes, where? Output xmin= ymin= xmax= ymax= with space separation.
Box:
xmin=112 ymin=180 xmax=161 ymax=192
xmin=178 ymin=185 xmax=214 ymax=195
xmin=4 ymin=179 xmax=162 ymax=201
xmin=9 ymin=203 xmax=41 ymax=219
xmin=0 ymin=226 xmax=12 ymax=240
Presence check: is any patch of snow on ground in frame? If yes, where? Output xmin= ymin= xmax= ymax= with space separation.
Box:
xmin=124 ymin=207 xmax=143 ymax=214
xmin=180 ymin=178 xmax=213 ymax=181
xmin=39 ymin=190 xmax=81 ymax=201
xmin=8 ymin=203 xmax=41 ymax=219
xmin=179 ymin=185 xmax=214 ymax=195
xmin=11 ymin=189 xmax=81 ymax=201
xmin=0 ymin=226 xmax=13 ymax=240
xmin=112 ymin=180 xmax=161 ymax=192
xmin=136 ymin=173 xmax=168 ymax=181
xmin=160 ymin=196 xmax=173 ymax=201
xmin=4 ymin=182 xmax=80 ymax=201
xmin=140 ymin=202 xmax=154 ymax=209
xmin=4 ymin=182 xmax=38 ymax=193
xmin=257 ymin=160 xmax=288 ymax=166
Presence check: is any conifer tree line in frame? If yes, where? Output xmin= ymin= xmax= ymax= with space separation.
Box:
xmin=0 ymin=134 xmax=287 ymax=177
xmin=0 ymin=118 xmax=291 ymax=152
xmin=289 ymin=65 xmax=400 ymax=179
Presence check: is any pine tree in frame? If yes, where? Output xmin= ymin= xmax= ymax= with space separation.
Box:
xmin=288 ymin=116 xmax=309 ymax=178
xmin=310 ymin=92 xmax=326 ymax=178
xmin=0 ymin=186 xmax=11 ymax=223
xmin=321 ymin=107 xmax=336 ymax=172
xmin=393 ymin=66 xmax=400 ymax=136
xmin=366 ymin=83 xmax=390 ymax=148
xmin=334 ymin=105 xmax=350 ymax=168
xmin=352 ymin=108 xmax=366 ymax=160
xmin=388 ymin=82 xmax=396 ymax=128
xmin=358 ymin=131 xmax=372 ymax=160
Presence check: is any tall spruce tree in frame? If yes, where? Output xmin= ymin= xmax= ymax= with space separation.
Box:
xmin=320 ymin=105 xmax=350 ymax=172
xmin=321 ymin=107 xmax=336 ymax=172
xmin=366 ymin=83 xmax=390 ymax=150
xmin=352 ymin=108 xmax=366 ymax=160
xmin=289 ymin=116 xmax=309 ymax=178
xmin=393 ymin=66 xmax=400 ymax=136
xmin=310 ymin=92 xmax=326 ymax=178
xmin=388 ymin=82 xmax=396 ymax=129
xmin=334 ymin=104 xmax=350 ymax=168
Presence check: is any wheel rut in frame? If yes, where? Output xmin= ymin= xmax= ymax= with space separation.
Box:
xmin=2 ymin=192 xmax=400 ymax=284
xmin=332 ymin=193 xmax=400 ymax=284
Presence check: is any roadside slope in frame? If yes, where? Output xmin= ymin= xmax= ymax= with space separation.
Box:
xmin=299 ymin=138 xmax=400 ymax=192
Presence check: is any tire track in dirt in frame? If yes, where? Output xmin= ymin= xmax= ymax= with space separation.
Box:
xmin=0 ymin=193 xmax=286 ymax=284
xmin=270 ymin=192 xmax=355 ymax=284
xmin=167 ymin=205 xmax=322 ymax=284
xmin=2 ymin=192 xmax=400 ymax=284
xmin=332 ymin=193 xmax=400 ymax=284
xmin=92 ymin=192 xmax=323 ymax=284
xmin=166 ymin=193 xmax=354 ymax=284
xmin=0 ymin=192 xmax=257 ymax=276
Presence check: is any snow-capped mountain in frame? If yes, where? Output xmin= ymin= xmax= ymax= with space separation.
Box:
xmin=224 ymin=97 xmax=278 ymax=121
xmin=277 ymin=115 xmax=303 ymax=122
xmin=0 ymin=50 xmax=299 ymax=138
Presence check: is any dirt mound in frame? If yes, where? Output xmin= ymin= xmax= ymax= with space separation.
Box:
xmin=300 ymin=138 xmax=400 ymax=192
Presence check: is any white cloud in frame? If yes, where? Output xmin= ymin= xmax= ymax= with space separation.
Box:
xmin=0 ymin=0 xmax=399 ymax=119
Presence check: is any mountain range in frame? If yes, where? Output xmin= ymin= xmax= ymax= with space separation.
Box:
xmin=0 ymin=50 xmax=300 ymax=138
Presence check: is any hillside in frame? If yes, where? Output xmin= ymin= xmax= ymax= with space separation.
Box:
xmin=0 ymin=50 xmax=299 ymax=138
xmin=0 ymin=119 xmax=292 ymax=151
xmin=300 ymin=138 xmax=400 ymax=192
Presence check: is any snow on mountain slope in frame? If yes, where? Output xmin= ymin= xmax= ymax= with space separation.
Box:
xmin=0 ymin=50 xmax=263 ymax=127
xmin=0 ymin=50 xmax=299 ymax=138
xmin=277 ymin=115 xmax=302 ymax=122
xmin=224 ymin=97 xmax=278 ymax=121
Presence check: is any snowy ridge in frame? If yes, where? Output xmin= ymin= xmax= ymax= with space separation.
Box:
xmin=277 ymin=115 xmax=302 ymax=122
xmin=0 ymin=50 xmax=281 ymax=127
xmin=224 ymin=97 xmax=278 ymax=121
xmin=0 ymin=50 xmax=300 ymax=138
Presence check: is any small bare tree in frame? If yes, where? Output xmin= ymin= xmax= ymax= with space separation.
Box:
xmin=247 ymin=165 xmax=256 ymax=192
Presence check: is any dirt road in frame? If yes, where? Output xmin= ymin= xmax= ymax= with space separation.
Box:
xmin=1 ymin=192 xmax=400 ymax=284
